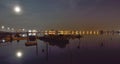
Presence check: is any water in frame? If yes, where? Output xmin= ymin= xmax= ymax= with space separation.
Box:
xmin=0 ymin=35 xmax=120 ymax=64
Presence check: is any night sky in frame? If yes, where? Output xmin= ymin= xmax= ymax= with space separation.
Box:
xmin=0 ymin=0 xmax=120 ymax=30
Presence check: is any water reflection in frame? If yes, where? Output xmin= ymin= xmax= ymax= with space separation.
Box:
xmin=100 ymin=42 xmax=104 ymax=47
xmin=39 ymin=35 xmax=82 ymax=48
xmin=42 ymin=40 xmax=69 ymax=48
xmin=1 ymin=33 xmax=120 ymax=64
xmin=16 ymin=51 xmax=23 ymax=58
xmin=77 ymin=39 xmax=81 ymax=49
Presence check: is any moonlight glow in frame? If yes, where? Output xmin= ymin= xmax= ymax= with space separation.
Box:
xmin=16 ymin=51 xmax=23 ymax=58
xmin=14 ymin=6 xmax=21 ymax=13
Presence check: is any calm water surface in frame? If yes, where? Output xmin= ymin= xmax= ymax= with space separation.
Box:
xmin=0 ymin=35 xmax=120 ymax=64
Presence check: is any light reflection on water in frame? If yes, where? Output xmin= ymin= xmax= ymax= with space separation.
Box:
xmin=0 ymin=35 xmax=120 ymax=64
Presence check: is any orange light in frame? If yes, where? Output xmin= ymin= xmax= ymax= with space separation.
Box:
xmin=79 ymin=31 xmax=82 ymax=35
xmin=86 ymin=31 xmax=89 ymax=35
xmin=82 ymin=31 xmax=85 ymax=35
xmin=93 ymin=31 xmax=96 ymax=35
xmin=90 ymin=31 xmax=92 ymax=35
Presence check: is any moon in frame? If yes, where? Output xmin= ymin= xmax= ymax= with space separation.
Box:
xmin=14 ymin=6 xmax=21 ymax=13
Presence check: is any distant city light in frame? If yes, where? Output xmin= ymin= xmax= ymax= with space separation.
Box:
xmin=93 ymin=31 xmax=96 ymax=34
xmin=21 ymin=28 xmax=25 ymax=32
xmin=90 ymin=31 xmax=92 ymax=34
xmin=7 ymin=27 xmax=10 ymax=30
xmin=2 ymin=39 xmax=5 ymax=43
xmin=22 ymin=34 xmax=27 ymax=37
xmin=32 ymin=33 xmax=36 ymax=36
xmin=28 ymin=30 xmax=32 ymax=32
xmin=11 ymin=28 xmax=14 ymax=31
xmin=32 ymin=30 xmax=37 ymax=32
xmin=79 ymin=31 xmax=82 ymax=35
xmin=86 ymin=31 xmax=89 ymax=34
xmin=28 ymin=33 xmax=32 ymax=36
xmin=96 ymin=31 xmax=99 ymax=35
xmin=82 ymin=31 xmax=85 ymax=35
xmin=1 ymin=26 xmax=5 ymax=29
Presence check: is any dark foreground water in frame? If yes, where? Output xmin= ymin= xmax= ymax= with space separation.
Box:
xmin=0 ymin=35 xmax=120 ymax=64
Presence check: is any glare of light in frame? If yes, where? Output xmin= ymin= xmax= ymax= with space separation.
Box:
xmin=28 ymin=30 xmax=32 ymax=32
xmin=45 ymin=32 xmax=48 ymax=35
xmin=45 ymin=30 xmax=47 ymax=33
xmin=86 ymin=31 xmax=89 ymax=35
xmin=32 ymin=33 xmax=36 ymax=36
xmin=82 ymin=31 xmax=85 ymax=35
xmin=29 ymin=33 xmax=32 ymax=36
xmin=93 ymin=31 xmax=96 ymax=35
xmin=14 ymin=6 xmax=21 ymax=13
xmin=16 ymin=51 xmax=23 ymax=58
xmin=22 ymin=34 xmax=26 ymax=37
xmin=79 ymin=31 xmax=82 ymax=35
xmin=96 ymin=31 xmax=99 ymax=35
xmin=7 ymin=27 xmax=10 ymax=30
xmin=75 ymin=31 xmax=79 ymax=35
xmin=71 ymin=31 xmax=74 ymax=34
xmin=11 ymin=28 xmax=14 ymax=31
xmin=32 ymin=30 xmax=38 ymax=33
xmin=2 ymin=39 xmax=5 ymax=43
xmin=22 ymin=29 xmax=25 ymax=31
xmin=1 ymin=26 xmax=5 ymax=29
xmin=90 ymin=31 xmax=92 ymax=35
xmin=59 ymin=30 xmax=64 ymax=35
